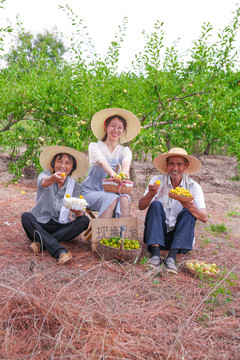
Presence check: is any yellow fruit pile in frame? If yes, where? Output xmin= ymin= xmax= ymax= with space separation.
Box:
xmin=100 ymin=237 xmax=141 ymax=250
xmin=187 ymin=260 xmax=219 ymax=276
xmin=114 ymin=171 xmax=127 ymax=180
xmin=170 ymin=187 xmax=192 ymax=197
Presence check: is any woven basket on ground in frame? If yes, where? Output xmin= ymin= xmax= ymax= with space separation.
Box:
xmin=96 ymin=235 xmax=142 ymax=262
xmin=186 ymin=259 xmax=220 ymax=277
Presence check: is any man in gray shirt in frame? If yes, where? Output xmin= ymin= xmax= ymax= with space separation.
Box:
xmin=138 ymin=148 xmax=208 ymax=274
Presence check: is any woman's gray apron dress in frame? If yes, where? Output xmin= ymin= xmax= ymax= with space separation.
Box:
xmin=80 ymin=157 xmax=130 ymax=217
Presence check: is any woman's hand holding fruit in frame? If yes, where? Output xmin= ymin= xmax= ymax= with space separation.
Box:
xmin=42 ymin=171 xmax=66 ymax=188
xmin=112 ymin=171 xmax=129 ymax=182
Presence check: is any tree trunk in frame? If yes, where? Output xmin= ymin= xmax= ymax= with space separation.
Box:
xmin=166 ymin=135 xmax=171 ymax=150
xmin=130 ymin=161 xmax=137 ymax=186
xmin=204 ymin=142 xmax=211 ymax=155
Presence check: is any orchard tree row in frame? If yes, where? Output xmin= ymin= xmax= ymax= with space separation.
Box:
xmin=0 ymin=1 xmax=240 ymax=180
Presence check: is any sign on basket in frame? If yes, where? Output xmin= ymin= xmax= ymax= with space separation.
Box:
xmin=91 ymin=217 xmax=138 ymax=252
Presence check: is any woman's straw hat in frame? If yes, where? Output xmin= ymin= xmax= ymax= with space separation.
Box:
xmin=40 ymin=146 xmax=88 ymax=178
xmin=91 ymin=108 xmax=141 ymax=144
xmin=153 ymin=147 xmax=202 ymax=175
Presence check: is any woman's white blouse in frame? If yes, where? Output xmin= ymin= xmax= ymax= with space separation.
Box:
xmin=88 ymin=141 xmax=132 ymax=167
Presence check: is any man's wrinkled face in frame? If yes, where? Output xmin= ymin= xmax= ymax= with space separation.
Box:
xmin=167 ymin=156 xmax=189 ymax=182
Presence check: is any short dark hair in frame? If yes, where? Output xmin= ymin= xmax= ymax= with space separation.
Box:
xmin=102 ymin=115 xmax=127 ymax=142
xmin=51 ymin=153 xmax=76 ymax=176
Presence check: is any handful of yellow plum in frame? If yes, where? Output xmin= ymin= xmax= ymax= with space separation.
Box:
xmin=186 ymin=259 xmax=220 ymax=277
xmin=114 ymin=171 xmax=127 ymax=180
xmin=100 ymin=237 xmax=141 ymax=250
xmin=169 ymin=187 xmax=194 ymax=202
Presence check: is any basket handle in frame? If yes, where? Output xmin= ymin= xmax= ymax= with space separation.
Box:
xmin=119 ymin=225 xmax=125 ymax=258
xmin=116 ymin=163 xmax=122 ymax=174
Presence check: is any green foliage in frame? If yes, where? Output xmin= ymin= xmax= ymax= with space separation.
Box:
xmin=196 ymin=313 xmax=210 ymax=326
xmin=206 ymin=223 xmax=228 ymax=233
xmin=196 ymin=267 xmax=238 ymax=310
xmin=5 ymin=30 xmax=67 ymax=66
xmin=140 ymin=257 xmax=149 ymax=265
xmin=0 ymin=0 xmax=13 ymax=49
xmin=0 ymin=3 xmax=240 ymax=179
xmin=226 ymin=210 xmax=240 ymax=217
xmin=205 ymin=270 xmax=238 ymax=307
xmin=229 ymin=174 xmax=240 ymax=181
xmin=199 ymin=235 xmax=211 ymax=248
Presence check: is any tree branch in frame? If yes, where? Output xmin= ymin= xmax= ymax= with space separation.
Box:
xmin=143 ymin=118 xmax=173 ymax=129
xmin=154 ymin=84 xmax=165 ymax=110
xmin=50 ymin=111 xmax=77 ymax=118
xmin=0 ymin=116 xmax=45 ymax=133
xmin=169 ymin=90 xmax=212 ymax=102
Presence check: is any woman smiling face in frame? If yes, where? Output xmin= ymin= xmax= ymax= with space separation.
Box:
xmin=52 ymin=153 xmax=75 ymax=176
xmin=105 ymin=117 xmax=126 ymax=142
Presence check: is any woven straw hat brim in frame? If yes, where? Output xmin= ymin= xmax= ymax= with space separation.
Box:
xmin=153 ymin=148 xmax=202 ymax=175
xmin=39 ymin=146 xmax=88 ymax=178
xmin=91 ymin=108 xmax=141 ymax=144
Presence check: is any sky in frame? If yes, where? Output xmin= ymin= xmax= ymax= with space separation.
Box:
xmin=1 ymin=0 xmax=240 ymax=70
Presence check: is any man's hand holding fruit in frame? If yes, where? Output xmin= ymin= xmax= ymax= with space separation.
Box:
xmin=148 ymin=180 xmax=161 ymax=197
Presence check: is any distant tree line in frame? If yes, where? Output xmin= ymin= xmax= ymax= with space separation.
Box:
xmin=0 ymin=2 xmax=240 ymax=180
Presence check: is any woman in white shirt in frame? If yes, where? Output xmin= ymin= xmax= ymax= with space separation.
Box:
xmin=81 ymin=108 xmax=140 ymax=218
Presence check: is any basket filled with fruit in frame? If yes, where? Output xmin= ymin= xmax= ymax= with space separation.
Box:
xmin=186 ymin=259 xmax=220 ymax=278
xmin=169 ymin=187 xmax=194 ymax=202
xmin=102 ymin=170 xmax=133 ymax=194
xmin=96 ymin=235 xmax=142 ymax=262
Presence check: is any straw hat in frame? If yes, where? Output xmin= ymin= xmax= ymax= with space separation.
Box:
xmin=39 ymin=146 xmax=88 ymax=178
xmin=153 ymin=147 xmax=202 ymax=175
xmin=91 ymin=108 xmax=141 ymax=144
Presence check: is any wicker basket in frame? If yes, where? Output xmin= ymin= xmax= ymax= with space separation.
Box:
xmin=186 ymin=259 xmax=220 ymax=277
xmin=102 ymin=179 xmax=133 ymax=194
xmin=169 ymin=191 xmax=194 ymax=203
xmin=96 ymin=240 xmax=142 ymax=262
xmin=102 ymin=163 xmax=134 ymax=194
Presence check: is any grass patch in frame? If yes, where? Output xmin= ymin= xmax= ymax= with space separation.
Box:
xmin=206 ymin=223 xmax=228 ymax=233
xmin=226 ymin=210 xmax=240 ymax=217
